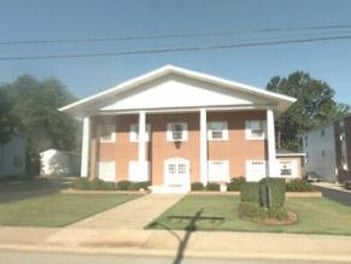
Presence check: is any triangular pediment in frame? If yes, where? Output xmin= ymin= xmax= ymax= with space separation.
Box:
xmin=59 ymin=65 xmax=296 ymax=116
xmin=100 ymin=74 xmax=268 ymax=111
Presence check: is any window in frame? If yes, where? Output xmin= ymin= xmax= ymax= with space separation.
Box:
xmin=128 ymin=161 xmax=150 ymax=182
xmin=167 ymin=122 xmax=188 ymax=141
xmin=208 ymin=122 xmax=228 ymax=140
xmin=130 ymin=124 xmax=151 ymax=142
xmin=98 ymin=161 xmax=116 ymax=182
xmin=208 ymin=160 xmax=230 ymax=182
xmin=245 ymin=120 xmax=266 ymax=140
xmin=278 ymin=160 xmax=297 ymax=178
xmin=321 ymin=129 xmax=325 ymax=137
xmin=99 ymin=124 xmax=116 ymax=142
xmin=279 ymin=161 xmax=292 ymax=177
xmin=246 ymin=160 xmax=267 ymax=182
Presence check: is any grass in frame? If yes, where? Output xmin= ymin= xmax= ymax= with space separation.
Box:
xmin=0 ymin=193 xmax=142 ymax=227
xmin=148 ymin=195 xmax=351 ymax=235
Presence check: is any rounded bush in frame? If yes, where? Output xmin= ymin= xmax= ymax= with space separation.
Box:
xmin=227 ymin=177 xmax=245 ymax=191
xmin=117 ymin=180 xmax=132 ymax=190
xmin=286 ymin=179 xmax=313 ymax=192
xmin=206 ymin=182 xmax=220 ymax=191
xmin=191 ymin=182 xmax=204 ymax=191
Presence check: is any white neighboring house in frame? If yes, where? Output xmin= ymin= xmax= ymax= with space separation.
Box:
xmin=40 ymin=149 xmax=81 ymax=176
xmin=0 ymin=134 xmax=26 ymax=178
xmin=302 ymin=122 xmax=337 ymax=182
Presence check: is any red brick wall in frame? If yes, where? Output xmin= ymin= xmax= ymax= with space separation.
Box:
xmin=90 ymin=110 xmax=267 ymax=183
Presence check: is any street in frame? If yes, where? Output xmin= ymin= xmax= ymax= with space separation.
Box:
xmin=0 ymin=250 xmax=348 ymax=264
xmin=313 ymin=185 xmax=351 ymax=206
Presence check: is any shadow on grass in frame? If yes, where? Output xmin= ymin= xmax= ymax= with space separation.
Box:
xmin=0 ymin=177 xmax=72 ymax=203
xmin=149 ymin=208 xmax=224 ymax=264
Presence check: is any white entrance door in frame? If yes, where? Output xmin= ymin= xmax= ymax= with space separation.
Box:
xmin=164 ymin=158 xmax=190 ymax=192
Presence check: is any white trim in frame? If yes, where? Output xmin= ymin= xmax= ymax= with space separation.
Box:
xmin=98 ymin=161 xmax=116 ymax=182
xmin=59 ymin=65 xmax=296 ymax=116
xmin=166 ymin=122 xmax=188 ymax=142
xmin=207 ymin=121 xmax=229 ymax=141
xmin=137 ymin=111 xmax=148 ymax=181
xmin=246 ymin=160 xmax=267 ymax=182
xmin=98 ymin=124 xmax=116 ymax=143
xmin=98 ymin=104 xmax=274 ymax=116
xmin=200 ymin=108 xmax=208 ymax=185
xmin=129 ymin=160 xmax=150 ymax=182
xmin=208 ymin=160 xmax=230 ymax=182
xmin=81 ymin=117 xmax=90 ymax=178
xmin=267 ymin=109 xmax=277 ymax=177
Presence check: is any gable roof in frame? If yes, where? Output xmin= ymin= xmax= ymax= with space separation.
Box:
xmin=59 ymin=65 xmax=296 ymax=116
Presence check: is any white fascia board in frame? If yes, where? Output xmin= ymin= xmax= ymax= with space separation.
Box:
xmin=58 ymin=65 xmax=175 ymax=113
xmin=59 ymin=64 xmax=297 ymax=115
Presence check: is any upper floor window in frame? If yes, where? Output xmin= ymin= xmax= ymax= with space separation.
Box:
xmin=167 ymin=122 xmax=188 ymax=141
xmin=245 ymin=120 xmax=266 ymax=140
xmin=99 ymin=124 xmax=116 ymax=142
xmin=130 ymin=124 xmax=151 ymax=142
xmin=207 ymin=121 xmax=228 ymax=140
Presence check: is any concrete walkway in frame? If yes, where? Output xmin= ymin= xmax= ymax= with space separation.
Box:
xmin=68 ymin=193 xmax=184 ymax=229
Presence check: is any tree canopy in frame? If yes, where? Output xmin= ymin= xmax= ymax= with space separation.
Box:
xmin=266 ymin=71 xmax=349 ymax=151
xmin=0 ymin=89 xmax=16 ymax=144
xmin=0 ymin=75 xmax=80 ymax=175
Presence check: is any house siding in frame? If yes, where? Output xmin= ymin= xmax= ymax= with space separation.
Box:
xmin=334 ymin=116 xmax=351 ymax=183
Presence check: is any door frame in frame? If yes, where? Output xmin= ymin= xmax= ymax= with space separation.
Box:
xmin=164 ymin=157 xmax=190 ymax=193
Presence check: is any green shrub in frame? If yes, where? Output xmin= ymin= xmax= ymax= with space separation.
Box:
xmin=191 ymin=182 xmax=204 ymax=191
xmin=72 ymin=178 xmax=91 ymax=190
xmin=345 ymin=180 xmax=351 ymax=190
xmin=206 ymin=182 xmax=220 ymax=191
xmin=286 ymin=179 xmax=314 ymax=192
xmin=128 ymin=181 xmax=151 ymax=191
xmin=240 ymin=182 xmax=260 ymax=204
xmin=267 ymin=206 xmax=289 ymax=220
xmin=260 ymin=178 xmax=285 ymax=208
xmin=237 ymin=202 xmax=267 ymax=220
xmin=227 ymin=177 xmax=245 ymax=191
xmin=117 ymin=180 xmax=132 ymax=190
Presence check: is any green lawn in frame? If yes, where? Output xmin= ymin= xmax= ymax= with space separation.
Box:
xmin=0 ymin=193 xmax=142 ymax=227
xmin=148 ymin=195 xmax=351 ymax=235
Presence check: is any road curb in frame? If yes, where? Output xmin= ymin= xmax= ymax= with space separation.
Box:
xmin=1 ymin=243 xmax=351 ymax=262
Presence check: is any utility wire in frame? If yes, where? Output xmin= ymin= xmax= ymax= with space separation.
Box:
xmin=1 ymin=24 xmax=351 ymax=45
xmin=0 ymin=34 xmax=350 ymax=61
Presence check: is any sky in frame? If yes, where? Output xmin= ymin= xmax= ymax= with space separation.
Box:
xmin=0 ymin=0 xmax=351 ymax=105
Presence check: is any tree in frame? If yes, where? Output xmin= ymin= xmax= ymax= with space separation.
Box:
xmin=0 ymin=89 xmax=16 ymax=144
xmin=266 ymin=71 xmax=349 ymax=151
xmin=1 ymin=75 xmax=80 ymax=175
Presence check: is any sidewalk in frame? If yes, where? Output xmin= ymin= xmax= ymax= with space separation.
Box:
xmin=1 ymin=227 xmax=351 ymax=262
xmin=0 ymin=193 xmax=351 ymax=261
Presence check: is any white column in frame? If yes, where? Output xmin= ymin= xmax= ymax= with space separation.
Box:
xmin=81 ymin=116 xmax=90 ymax=178
xmin=200 ymin=108 xmax=208 ymax=185
xmin=266 ymin=109 xmax=277 ymax=177
xmin=138 ymin=111 xmax=147 ymax=180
